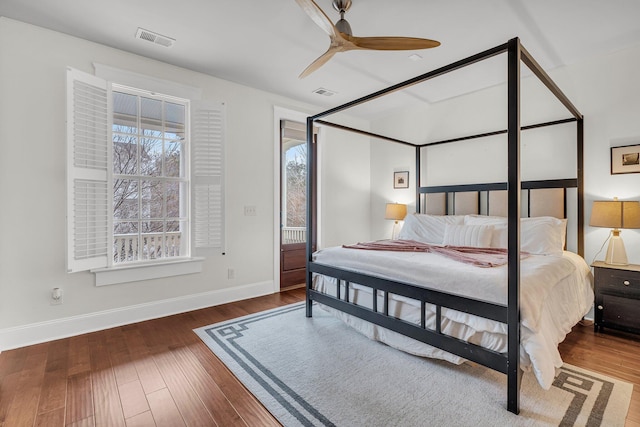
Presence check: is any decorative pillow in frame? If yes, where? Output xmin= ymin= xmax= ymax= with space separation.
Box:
xmin=463 ymin=215 xmax=509 ymax=248
xmin=397 ymin=214 xmax=464 ymax=244
xmin=463 ymin=215 xmax=566 ymax=255
xmin=442 ymin=224 xmax=494 ymax=248
xmin=521 ymin=217 xmax=566 ymax=256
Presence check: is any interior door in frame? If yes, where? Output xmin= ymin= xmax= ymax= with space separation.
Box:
xmin=280 ymin=120 xmax=316 ymax=290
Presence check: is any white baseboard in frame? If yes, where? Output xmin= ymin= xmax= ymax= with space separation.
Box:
xmin=0 ymin=281 xmax=274 ymax=351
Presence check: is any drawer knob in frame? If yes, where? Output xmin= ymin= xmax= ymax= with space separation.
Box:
xmin=623 ymin=280 xmax=630 ymax=286
xmin=597 ymin=305 xmax=603 ymax=310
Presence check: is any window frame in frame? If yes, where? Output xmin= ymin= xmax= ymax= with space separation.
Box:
xmin=110 ymin=84 xmax=192 ymax=267
xmin=67 ymin=67 xmax=225 ymax=286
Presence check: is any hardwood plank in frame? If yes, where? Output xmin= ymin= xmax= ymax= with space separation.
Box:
xmin=171 ymin=344 xmax=247 ymax=426
xmin=120 ymin=326 xmax=166 ymax=395
xmin=34 ymin=407 xmax=65 ymax=427
xmin=151 ymin=350 xmax=217 ymax=426
xmin=88 ymin=332 xmax=126 ymax=427
xmin=66 ymin=372 xmax=94 ymax=425
xmin=67 ymin=335 xmax=91 ymax=377
xmin=67 ymin=415 xmax=95 ymax=427
xmin=37 ymin=339 xmax=70 ymax=415
xmin=118 ymin=380 xmax=150 ymax=420
xmin=146 ymin=388 xmax=186 ymax=427
xmin=0 ymin=371 xmax=21 ymax=425
xmin=125 ymin=410 xmax=156 ymax=427
xmin=2 ymin=350 xmax=48 ymax=426
xmin=105 ymin=328 xmax=139 ymax=386
xmin=0 ymin=347 xmax=28 ymax=379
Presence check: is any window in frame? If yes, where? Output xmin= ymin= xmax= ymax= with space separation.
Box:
xmin=112 ymin=88 xmax=189 ymax=263
xmin=67 ymin=67 xmax=224 ymax=279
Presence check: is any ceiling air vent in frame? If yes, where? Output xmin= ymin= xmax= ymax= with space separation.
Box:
xmin=312 ymin=87 xmax=336 ymax=97
xmin=135 ymin=28 xmax=175 ymax=48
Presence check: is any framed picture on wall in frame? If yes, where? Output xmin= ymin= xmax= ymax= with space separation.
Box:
xmin=394 ymin=171 xmax=409 ymax=188
xmin=611 ymin=144 xmax=640 ymax=174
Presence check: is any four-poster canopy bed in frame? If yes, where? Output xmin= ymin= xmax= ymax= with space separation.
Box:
xmin=303 ymin=37 xmax=590 ymax=414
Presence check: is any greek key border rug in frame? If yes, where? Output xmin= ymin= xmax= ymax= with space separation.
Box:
xmin=194 ymin=303 xmax=632 ymax=427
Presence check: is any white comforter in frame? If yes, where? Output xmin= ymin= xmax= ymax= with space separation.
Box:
xmin=312 ymin=246 xmax=594 ymax=389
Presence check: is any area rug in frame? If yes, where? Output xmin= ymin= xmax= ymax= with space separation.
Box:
xmin=194 ymin=303 xmax=632 ymax=427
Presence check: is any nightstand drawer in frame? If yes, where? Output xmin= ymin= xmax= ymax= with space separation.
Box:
xmin=595 ymin=269 xmax=640 ymax=296
xmin=601 ymin=294 xmax=640 ymax=332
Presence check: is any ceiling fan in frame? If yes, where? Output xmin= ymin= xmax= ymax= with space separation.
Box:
xmin=295 ymin=0 xmax=441 ymax=78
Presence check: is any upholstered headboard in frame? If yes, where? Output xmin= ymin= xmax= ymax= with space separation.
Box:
xmin=419 ymin=179 xmax=574 ymax=219
xmin=418 ymin=179 xmax=579 ymax=251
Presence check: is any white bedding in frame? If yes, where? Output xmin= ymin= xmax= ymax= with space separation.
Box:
xmin=311 ymin=246 xmax=594 ymax=389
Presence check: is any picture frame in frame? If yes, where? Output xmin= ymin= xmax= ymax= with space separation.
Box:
xmin=393 ymin=171 xmax=409 ymax=189
xmin=611 ymin=144 xmax=640 ymax=174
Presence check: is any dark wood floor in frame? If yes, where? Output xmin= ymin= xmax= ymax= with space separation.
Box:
xmin=1 ymin=287 xmax=639 ymax=426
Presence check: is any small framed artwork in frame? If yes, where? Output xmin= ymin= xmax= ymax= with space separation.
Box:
xmin=611 ymin=144 xmax=640 ymax=174
xmin=394 ymin=171 xmax=409 ymax=188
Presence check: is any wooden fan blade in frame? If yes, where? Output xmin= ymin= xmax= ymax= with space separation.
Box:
xmin=349 ymin=35 xmax=440 ymax=51
xmin=299 ymin=48 xmax=338 ymax=78
xmin=294 ymin=0 xmax=339 ymax=38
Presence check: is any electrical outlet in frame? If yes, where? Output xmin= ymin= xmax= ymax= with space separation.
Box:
xmin=51 ymin=287 xmax=63 ymax=305
xmin=228 ymin=268 xmax=235 ymax=279
xmin=244 ymin=205 xmax=257 ymax=216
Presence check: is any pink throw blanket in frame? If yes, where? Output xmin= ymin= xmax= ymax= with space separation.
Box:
xmin=342 ymin=239 xmax=528 ymax=268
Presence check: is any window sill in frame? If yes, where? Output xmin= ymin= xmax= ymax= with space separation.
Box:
xmin=92 ymin=257 xmax=204 ymax=286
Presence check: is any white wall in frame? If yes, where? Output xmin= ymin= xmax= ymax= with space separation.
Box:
xmin=319 ymin=125 xmax=372 ymax=247
xmin=0 ymin=18 xmax=371 ymax=349
xmin=370 ymin=41 xmax=640 ymax=265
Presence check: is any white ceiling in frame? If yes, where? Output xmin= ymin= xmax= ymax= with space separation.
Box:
xmin=2 ymin=0 xmax=640 ymax=118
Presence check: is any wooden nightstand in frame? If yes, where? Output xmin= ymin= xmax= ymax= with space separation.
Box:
xmin=592 ymin=261 xmax=640 ymax=335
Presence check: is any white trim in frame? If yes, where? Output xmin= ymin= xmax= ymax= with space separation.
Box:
xmin=0 ymin=280 xmax=273 ymax=351
xmin=92 ymin=257 xmax=205 ymax=286
xmin=93 ymin=62 xmax=202 ymax=100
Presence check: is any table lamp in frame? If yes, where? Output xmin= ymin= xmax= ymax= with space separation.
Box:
xmin=385 ymin=203 xmax=407 ymax=239
xmin=590 ymin=198 xmax=640 ymax=265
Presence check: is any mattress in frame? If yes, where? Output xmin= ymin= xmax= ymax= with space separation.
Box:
xmin=311 ymin=246 xmax=594 ymax=389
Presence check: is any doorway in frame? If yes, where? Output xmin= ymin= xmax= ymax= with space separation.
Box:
xmin=280 ymin=120 xmax=316 ymax=290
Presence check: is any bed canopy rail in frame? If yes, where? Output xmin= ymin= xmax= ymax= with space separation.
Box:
xmin=304 ymin=37 xmax=584 ymax=414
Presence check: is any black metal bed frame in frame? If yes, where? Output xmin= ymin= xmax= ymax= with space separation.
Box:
xmin=304 ymin=37 xmax=584 ymax=414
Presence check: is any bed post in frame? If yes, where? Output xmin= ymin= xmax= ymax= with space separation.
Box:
xmin=577 ymin=117 xmax=584 ymax=256
xmin=506 ymin=37 xmax=521 ymax=415
xmin=306 ymin=116 xmax=315 ymax=318
xmin=416 ymin=146 xmax=421 ymax=213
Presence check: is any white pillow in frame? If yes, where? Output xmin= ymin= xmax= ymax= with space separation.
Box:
xmin=442 ymin=224 xmax=494 ymax=248
xmin=463 ymin=215 xmax=509 ymax=248
xmin=464 ymin=215 xmax=566 ymax=255
xmin=398 ymin=214 xmax=464 ymax=244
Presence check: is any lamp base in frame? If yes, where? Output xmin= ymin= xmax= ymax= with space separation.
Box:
xmin=391 ymin=221 xmax=401 ymax=240
xmin=604 ymin=230 xmax=628 ymax=266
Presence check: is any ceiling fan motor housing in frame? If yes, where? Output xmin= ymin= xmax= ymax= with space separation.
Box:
xmin=332 ymin=0 xmax=353 ymax=34
xmin=332 ymin=0 xmax=352 ymax=13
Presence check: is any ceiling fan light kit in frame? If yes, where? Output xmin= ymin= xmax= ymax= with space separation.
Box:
xmin=295 ymin=0 xmax=440 ymax=78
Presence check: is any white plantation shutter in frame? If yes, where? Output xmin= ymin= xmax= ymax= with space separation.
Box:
xmin=66 ymin=68 xmax=111 ymax=272
xmin=191 ymin=101 xmax=225 ymax=251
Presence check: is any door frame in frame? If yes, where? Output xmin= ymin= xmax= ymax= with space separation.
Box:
xmin=273 ymin=106 xmax=321 ymax=292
